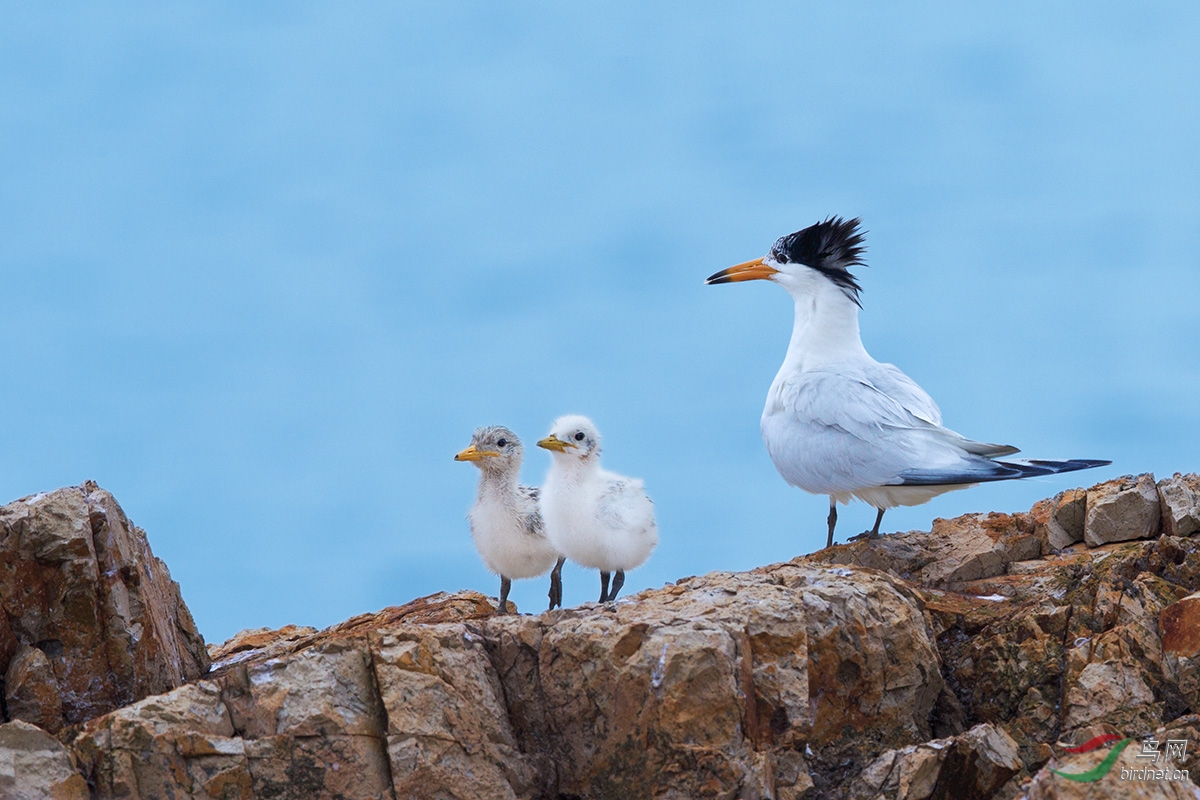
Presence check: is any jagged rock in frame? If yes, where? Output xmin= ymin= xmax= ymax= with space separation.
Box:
xmin=851 ymin=723 xmax=1022 ymax=800
xmin=1085 ymin=474 xmax=1162 ymax=546
xmin=206 ymin=623 xmax=318 ymax=667
xmin=487 ymin=563 xmax=939 ymax=799
xmin=870 ymin=522 xmax=1200 ymax=776
xmin=1159 ymin=591 xmax=1200 ymax=658
xmin=73 ymin=593 xmax=501 ymax=799
xmin=0 ymin=484 xmax=209 ymax=726
xmin=71 ymin=681 xmax=244 ymax=799
xmin=0 ymin=719 xmax=90 ymax=800
xmin=815 ymin=512 xmax=1042 ymax=590
xmin=66 ymin=565 xmax=942 ymax=799
xmin=4 ymin=644 xmax=64 ymax=733
xmin=1158 ymin=473 xmax=1200 ymax=537
xmin=375 ymin=624 xmax=535 ymax=800
xmin=1160 ymin=592 xmax=1200 ymax=714
xmin=1030 ymin=489 xmax=1087 ymax=550
xmin=7 ymin=476 xmax=1200 ymax=800
xmin=73 ymin=652 xmax=394 ymax=798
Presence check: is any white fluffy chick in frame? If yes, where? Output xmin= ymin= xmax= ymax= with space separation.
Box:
xmin=455 ymin=426 xmax=562 ymax=614
xmin=537 ymin=415 xmax=657 ymax=603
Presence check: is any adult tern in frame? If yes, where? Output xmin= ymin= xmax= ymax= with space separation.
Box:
xmin=706 ymin=217 xmax=1109 ymax=547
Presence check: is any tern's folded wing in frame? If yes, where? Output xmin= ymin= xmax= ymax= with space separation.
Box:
xmin=765 ymin=369 xmax=1023 ymax=493
xmin=893 ymin=458 xmax=1112 ymax=486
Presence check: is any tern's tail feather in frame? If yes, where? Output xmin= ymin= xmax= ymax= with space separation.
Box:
xmin=893 ymin=458 xmax=1111 ymax=487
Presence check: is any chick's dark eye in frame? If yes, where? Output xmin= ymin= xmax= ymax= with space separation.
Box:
xmin=496 ymin=438 xmax=507 ymax=448
xmin=574 ymin=432 xmax=585 ymax=442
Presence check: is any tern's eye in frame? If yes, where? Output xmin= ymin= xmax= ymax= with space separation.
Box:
xmin=574 ymin=432 xmax=585 ymax=442
xmin=496 ymin=438 xmax=507 ymax=448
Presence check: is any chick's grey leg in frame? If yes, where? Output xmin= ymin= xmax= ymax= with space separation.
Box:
xmin=608 ymin=570 xmax=625 ymax=602
xmin=599 ymin=571 xmax=611 ymax=603
xmin=548 ymin=556 xmax=565 ymax=610
xmin=498 ymin=575 xmax=512 ymax=615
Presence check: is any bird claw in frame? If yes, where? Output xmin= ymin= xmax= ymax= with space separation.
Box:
xmin=848 ymin=529 xmax=882 ymax=542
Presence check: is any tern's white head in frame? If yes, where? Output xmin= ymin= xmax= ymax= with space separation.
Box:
xmin=536 ymin=414 xmax=601 ymax=462
xmin=454 ymin=425 xmax=524 ymax=475
xmin=705 ymin=217 xmax=867 ymax=306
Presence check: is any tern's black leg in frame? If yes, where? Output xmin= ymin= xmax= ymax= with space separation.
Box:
xmin=548 ymin=556 xmax=565 ymax=610
xmin=608 ymin=570 xmax=625 ymax=602
xmin=826 ymin=498 xmax=837 ymax=548
xmin=599 ymin=571 xmax=611 ymax=603
xmin=850 ymin=508 xmax=886 ymax=542
xmin=870 ymin=508 xmax=885 ymax=538
xmin=498 ymin=575 xmax=512 ymax=615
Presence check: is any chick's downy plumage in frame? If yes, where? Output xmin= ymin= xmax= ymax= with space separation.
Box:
xmin=537 ymin=415 xmax=657 ymax=603
xmin=455 ymin=425 xmax=561 ymax=613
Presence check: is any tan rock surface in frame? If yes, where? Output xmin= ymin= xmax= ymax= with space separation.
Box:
xmin=851 ymin=722 xmax=1022 ymax=800
xmin=1030 ymin=488 xmax=1087 ymax=550
xmin=1085 ymin=473 xmax=1162 ymax=546
xmin=0 ymin=720 xmax=90 ymax=800
xmin=374 ymin=624 xmax=533 ymax=800
xmin=4 ymin=644 xmax=65 ymax=733
xmin=0 ymin=483 xmax=209 ymax=726
xmin=484 ymin=563 xmax=939 ymax=799
xmin=815 ymin=511 xmax=1042 ymax=590
xmin=1159 ymin=473 xmax=1200 ymax=537
xmin=62 ymin=564 xmax=943 ymax=799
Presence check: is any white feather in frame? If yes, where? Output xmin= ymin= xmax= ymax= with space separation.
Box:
xmin=539 ymin=415 xmax=658 ymax=572
xmin=459 ymin=427 xmax=558 ymax=579
xmin=468 ymin=483 xmax=558 ymax=578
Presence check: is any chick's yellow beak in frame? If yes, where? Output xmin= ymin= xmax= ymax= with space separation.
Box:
xmin=537 ymin=435 xmax=576 ymax=452
xmin=454 ymin=444 xmax=500 ymax=462
xmin=705 ymin=257 xmax=779 ymax=285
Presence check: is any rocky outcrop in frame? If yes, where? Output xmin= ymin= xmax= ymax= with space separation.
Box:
xmin=0 ymin=720 xmax=90 ymax=799
xmin=63 ymin=567 xmax=946 ymax=799
xmin=851 ymin=723 xmax=1022 ymax=800
xmin=0 ymin=484 xmax=209 ymax=731
xmin=5 ymin=473 xmax=1200 ymax=799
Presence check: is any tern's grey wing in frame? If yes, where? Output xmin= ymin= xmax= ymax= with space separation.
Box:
xmin=866 ymin=363 xmax=1019 ymax=457
xmin=517 ymin=484 xmax=546 ymax=537
xmin=867 ymin=362 xmax=942 ymax=426
xmin=763 ymin=368 xmax=1014 ymax=494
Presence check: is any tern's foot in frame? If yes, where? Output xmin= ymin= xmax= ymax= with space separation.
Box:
xmin=848 ymin=529 xmax=883 ymax=542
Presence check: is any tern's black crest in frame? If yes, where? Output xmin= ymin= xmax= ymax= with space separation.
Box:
xmin=770 ymin=216 xmax=867 ymax=306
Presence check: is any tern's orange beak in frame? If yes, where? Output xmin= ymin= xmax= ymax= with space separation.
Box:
xmin=705 ymin=257 xmax=778 ymax=285
xmin=537 ymin=435 xmax=576 ymax=452
xmin=455 ymin=444 xmax=500 ymax=462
